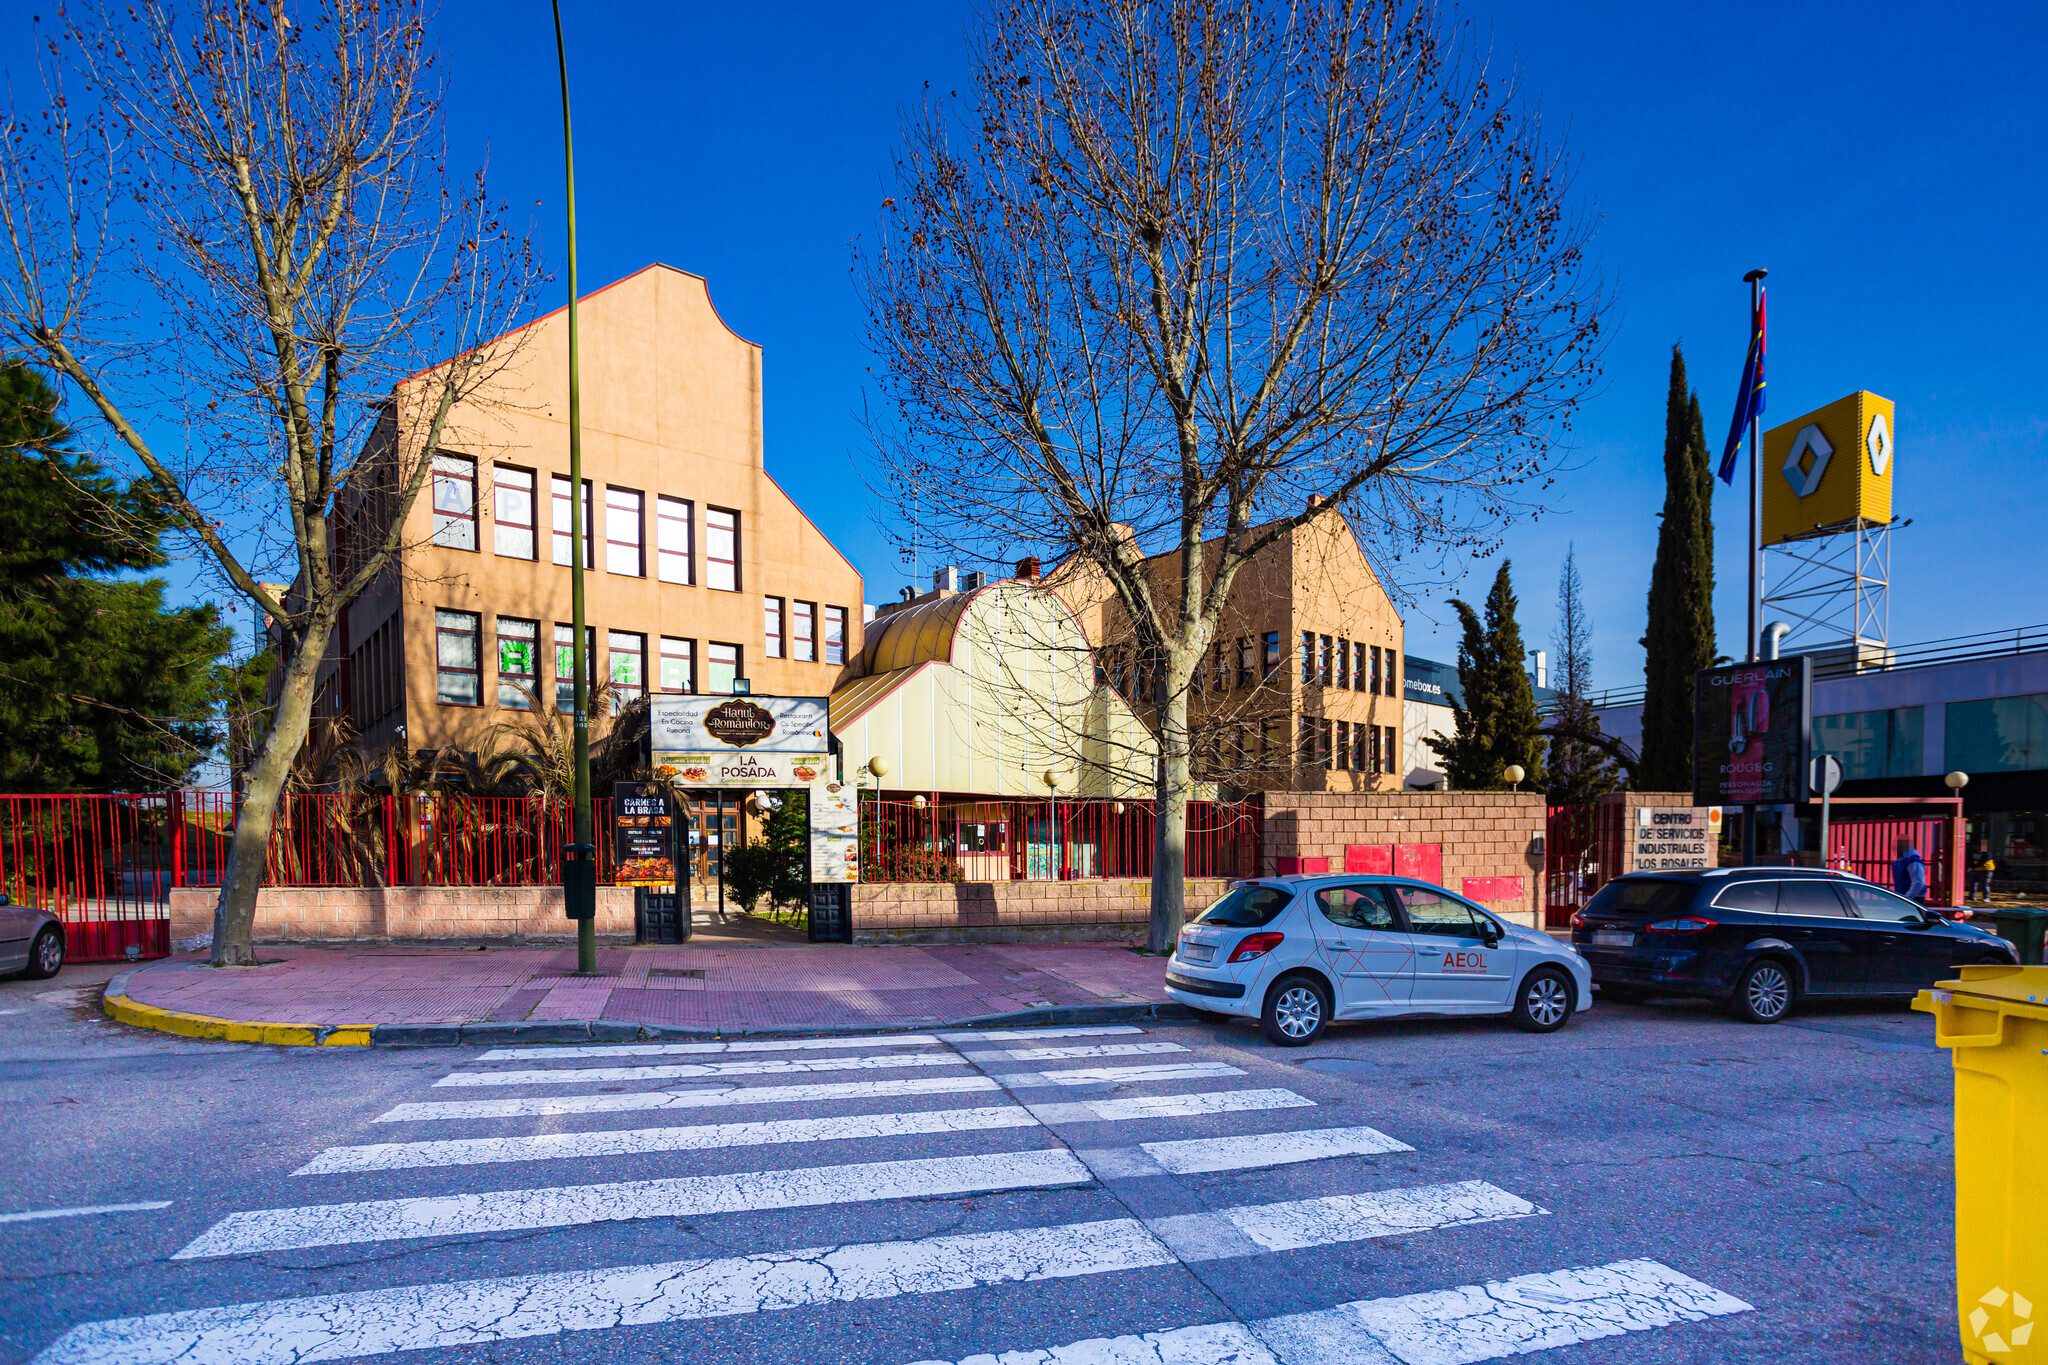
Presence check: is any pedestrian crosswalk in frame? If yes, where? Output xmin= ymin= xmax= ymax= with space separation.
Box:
xmin=33 ymin=1022 xmax=1753 ymax=1364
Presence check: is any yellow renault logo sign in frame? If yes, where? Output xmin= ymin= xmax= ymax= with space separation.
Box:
xmin=1761 ymin=391 xmax=1894 ymax=546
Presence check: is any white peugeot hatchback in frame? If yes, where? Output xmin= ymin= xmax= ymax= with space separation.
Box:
xmin=1163 ymin=875 xmax=1593 ymax=1046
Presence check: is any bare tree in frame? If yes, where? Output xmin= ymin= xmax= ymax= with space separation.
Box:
xmin=0 ymin=0 xmax=537 ymax=964
xmin=860 ymin=0 xmax=1604 ymax=949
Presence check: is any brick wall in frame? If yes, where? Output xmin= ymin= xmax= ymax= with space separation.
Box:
xmin=166 ymin=886 xmax=639 ymax=943
xmin=1258 ymin=791 xmax=1549 ymax=927
xmin=852 ymin=878 xmax=1235 ymax=946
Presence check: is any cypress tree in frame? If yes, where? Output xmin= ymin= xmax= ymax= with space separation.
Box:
xmin=1426 ymin=561 xmax=1545 ymax=790
xmin=1639 ymin=346 xmax=1718 ymax=792
xmin=1546 ymin=545 xmax=1620 ymax=803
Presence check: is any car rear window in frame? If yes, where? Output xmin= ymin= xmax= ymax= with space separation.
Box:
xmin=1582 ymin=878 xmax=1697 ymax=920
xmin=1194 ymin=885 xmax=1293 ymax=928
xmin=1711 ymin=880 xmax=1779 ymax=912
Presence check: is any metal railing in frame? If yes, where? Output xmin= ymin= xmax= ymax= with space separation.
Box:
xmin=0 ymin=794 xmax=176 ymax=960
xmin=861 ymin=794 xmax=1260 ymax=884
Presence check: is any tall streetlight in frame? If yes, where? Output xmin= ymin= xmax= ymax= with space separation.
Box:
xmin=553 ymin=0 xmax=596 ymax=973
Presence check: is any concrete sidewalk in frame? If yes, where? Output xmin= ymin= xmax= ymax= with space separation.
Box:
xmin=106 ymin=940 xmax=1183 ymax=1045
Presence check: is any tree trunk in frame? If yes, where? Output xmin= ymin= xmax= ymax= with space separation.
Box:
xmin=1147 ymin=685 xmax=1192 ymax=953
xmin=211 ymin=620 xmax=332 ymax=967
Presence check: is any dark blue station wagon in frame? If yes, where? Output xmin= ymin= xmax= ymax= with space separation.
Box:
xmin=1570 ymin=868 xmax=2017 ymax=1023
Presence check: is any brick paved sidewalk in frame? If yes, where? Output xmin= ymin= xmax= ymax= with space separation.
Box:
xmin=119 ymin=941 xmax=1176 ymax=1035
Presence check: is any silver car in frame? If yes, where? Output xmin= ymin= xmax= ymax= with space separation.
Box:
xmin=1163 ymin=874 xmax=1592 ymax=1046
xmin=0 ymin=893 xmax=66 ymax=978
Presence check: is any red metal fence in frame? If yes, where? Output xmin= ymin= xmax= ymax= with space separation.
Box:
xmin=862 ymin=794 xmax=1260 ymax=883
xmin=1543 ymin=802 xmax=1627 ymax=929
xmin=1829 ymin=816 xmax=1959 ymax=907
xmin=0 ymin=795 xmax=174 ymax=961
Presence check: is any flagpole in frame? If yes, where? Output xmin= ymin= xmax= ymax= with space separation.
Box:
xmin=1743 ymin=268 xmax=1767 ymax=663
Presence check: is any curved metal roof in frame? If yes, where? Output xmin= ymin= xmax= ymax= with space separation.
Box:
xmin=862 ymin=590 xmax=984 ymax=674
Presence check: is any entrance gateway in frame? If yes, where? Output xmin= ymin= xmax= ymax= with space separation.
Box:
xmin=634 ymin=693 xmax=855 ymax=942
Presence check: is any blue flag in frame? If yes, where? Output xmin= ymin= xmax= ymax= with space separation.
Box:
xmin=1718 ymin=291 xmax=1767 ymax=484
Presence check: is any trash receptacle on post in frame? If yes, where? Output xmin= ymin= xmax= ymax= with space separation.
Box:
xmin=1916 ymin=965 xmax=2048 ymax=1363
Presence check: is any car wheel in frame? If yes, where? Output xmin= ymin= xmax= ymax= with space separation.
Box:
xmin=1260 ymin=974 xmax=1329 ymax=1047
xmin=1512 ymin=967 xmax=1575 ymax=1033
xmin=23 ymin=927 xmax=64 ymax=980
xmin=1730 ymin=958 xmax=1794 ymax=1024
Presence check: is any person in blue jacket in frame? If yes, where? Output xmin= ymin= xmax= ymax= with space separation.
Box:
xmin=1892 ymin=839 xmax=1929 ymax=903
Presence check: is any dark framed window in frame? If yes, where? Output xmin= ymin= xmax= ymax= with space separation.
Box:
xmin=1368 ymin=723 xmax=1381 ymax=773
xmin=605 ymin=487 xmax=644 ymax=577
xmin=1353 ymin=641 xmax=1367 ymax=691
xmin=496 ymin=616 xmax=538 ymax=710
xmin=608 ymin=630 xmax=645 ymax=712
xmin=1319 ymin=717 xmax=1335 ymax=769
xmin=1319 ymin=635 xmax=1334 ymax=687
xmin=551 ymin=475 xmax=593 ymax=568
xmin=659 ymin=636 xmax=695 ymax=694
xmin=493 ymin=465 xmax=536 ymax=559
xmin=435 ymin=609 xmax=481 ymax=704
xmin=1384 ymin=651 xmax=1399 ymax=697
xmin=1370 ymin=645 xmax=1383 ymax=695
xmin=764 ymin=597 xmax=785 ymax=659
xmin=706 ymin=507 xmax=740 ymax=591
xmin=792 ymin=601 xmax=816 ymax=662
xmin=431 ymin=455 xmax=477 ymax=551
xmin=707 ymin=640 xmax=741 ymax=694
xmin=554 ymin=622 xmax=594 ymax=713
xmin=1300 ymin=631 xmax=1315 ymax=684
xmin=1335 ymin=719 xmax=1351 ymax=770
xmin=1298 ymin=714 xmax=1315 ymax=767
xmin=1336 ymin=639 xmax=1350 ymax=690
xmin=1382 ymin=725 xmax=1397 ymax=773
xmin=824 ymin=606 xmax=847 ymax=665
xmin=656 ymin=496 xmax=693 ymax=584
xmin=1351 ymin=722 xmax=1367 ymax=771
xmin=1263 ymin=631 xmax=1281 ymax=678
xmin=1238 ymin=637 xmax=1255 ymax=687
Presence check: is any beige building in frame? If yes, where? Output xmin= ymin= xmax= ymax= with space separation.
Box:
xmin=315 ymin=264 xmax=865 ymax=759
xmin=1051 ymin=512 xmax=1407 ymax=795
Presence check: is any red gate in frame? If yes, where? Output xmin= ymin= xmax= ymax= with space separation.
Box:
xmin=1544 ymin=802 xmax=1626 ymax=928
xmin=0 ymin=794 xmax=173 ymax=961
xmin=1829 ymin=816 xmax=1959 ymax=907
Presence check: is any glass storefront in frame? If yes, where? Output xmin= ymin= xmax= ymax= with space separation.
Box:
xmin=1947 ymin=693 xmax=2048 ymax=773
xmin=1966 ymin=810 xmax=2048 ymax=887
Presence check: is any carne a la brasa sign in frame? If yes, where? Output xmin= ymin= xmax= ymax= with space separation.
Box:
xmin=649 ymin=694 xmax=829 ymax=788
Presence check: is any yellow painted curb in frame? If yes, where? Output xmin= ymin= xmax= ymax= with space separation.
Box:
xmin=102 ymin=993 xmax=371 ymax=1047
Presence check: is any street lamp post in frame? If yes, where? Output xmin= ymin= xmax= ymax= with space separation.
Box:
xmin=1503 ymin=764 xmax=1525 ymax=793
xmin=552 ymin=1 xmax=596 ymax=974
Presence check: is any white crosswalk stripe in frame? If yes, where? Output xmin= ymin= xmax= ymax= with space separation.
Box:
xmin=434 ymin=1050 xmax=969 ymax=1087
xmin=34 ymin=1022 xmax=1758 ymax=1365
xmin=377 ymin=1075 xmax=1007 ymax=1122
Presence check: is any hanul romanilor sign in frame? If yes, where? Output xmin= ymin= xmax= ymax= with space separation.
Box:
xmin=650 ymin=694 xmax=829 ymax=789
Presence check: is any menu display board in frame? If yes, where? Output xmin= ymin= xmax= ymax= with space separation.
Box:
xmin=612 ymin=781 xmax=676 ymax=886
xmin=809 ymin=783 xmax=859 ymax=884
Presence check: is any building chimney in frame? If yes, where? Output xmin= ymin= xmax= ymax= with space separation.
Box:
xmin=1015 ymin=557 xmax=1041 ymax=580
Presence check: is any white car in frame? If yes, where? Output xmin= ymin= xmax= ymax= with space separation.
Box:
xmin=1162 ymin=875 xmax=1592 ymax=1046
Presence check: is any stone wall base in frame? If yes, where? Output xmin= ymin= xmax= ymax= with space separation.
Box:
xmin=852 ymin=878 xmax=1233 ymax=943
xmin=166 ymin=886 xmax=638 ymax=943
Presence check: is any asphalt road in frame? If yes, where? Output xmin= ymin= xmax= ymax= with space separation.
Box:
xmin=0 ymin=966 xmax=1963 ymax=1364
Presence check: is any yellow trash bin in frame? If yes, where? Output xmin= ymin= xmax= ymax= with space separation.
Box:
xmin=1917 ymin=965 xmax=2048 ymax=1363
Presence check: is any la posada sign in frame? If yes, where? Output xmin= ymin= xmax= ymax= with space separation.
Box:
xmin=650 ymin=695 xmax=830 ymax=789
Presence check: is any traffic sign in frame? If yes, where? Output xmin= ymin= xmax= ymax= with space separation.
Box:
xmin=1809 ymin=753 xmax=1842 ymax=797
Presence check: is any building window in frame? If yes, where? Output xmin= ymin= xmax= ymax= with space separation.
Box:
xmin=1298 ymin=714 xmax=1315 ymax=767
xmin=1263 ymin=631 xmax=1281 ymax=679
xmin=1300 ymin=631 xmax=1315 ymax=685
xmin=1319 ymin=635 xmax=1334 ymax=687
xmin=551 ymin=475 xmax=592 ymax=567
xmin=604 ymin=488 xmax=644 ymax=577
xmin=1238 ymin=637 xmax=1255 ymax=688
xmin=764 ymin=597 xmax=785 ymax=659
xmin=1321 ymin=718 xmax=1336 ymax=769
xmin=792 ymin=601 xmax=816 ymax=662
xmin=1383 ymin=725 xmax=1397 ymax=774
xmin=493 ymin=466 xmax=536 ymax=559
xmin=435 ymin=609 xmax=481 ymax=705
xmin=656 ymin=496 xmax=693 ymax=584
xmin=706 ymin=507 xmax=740 ymax=591
xmin=1262 ymin=717 xmax=1284 ymax=764
xmin=824 ymin=606 xmax=847 ymax=665
xmin=659 ymin=636 xmax=694 ymax=694
xmin=496 ymin=617 xmax=538 ymax=710
xmin=431 ymin=455 xmax=477 ymax=551
xmin=707 ymin=641 xmax=741 ymax=694
xmin=1385 ymin=652 xmax=1399 ymax=698
xmin=554 ymin=623 xmax=593 ymax=713
xmin=1368 ymin=722 xmax=1382 ymax=773
xmin=608 ymin=631 xmax=645 ymax=712
xmin=1352 ymin=722 xmax=1368 ymax=771
xmin=1815 ymin=706 xmax=1928 ymax=780
xmin=1335 ymin=719 xmax=1351 ymax=770
xmin=1370 ymin=645 xmax=1382 ymax=695
xmin=1336 ymin=639 xmax=1350 ymax=690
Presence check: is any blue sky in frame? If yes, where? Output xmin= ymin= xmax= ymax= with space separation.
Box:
xmin=7 ymin=0 xmax=2044 ymax=693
